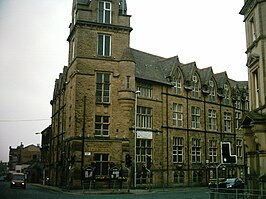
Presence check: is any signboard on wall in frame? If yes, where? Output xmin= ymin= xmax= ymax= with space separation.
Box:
xmin=137 ymin=131 xmax=152 ymax=139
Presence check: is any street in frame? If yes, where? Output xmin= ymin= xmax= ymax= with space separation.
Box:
xmin=0 ymin=182 xmax=209 ymax=199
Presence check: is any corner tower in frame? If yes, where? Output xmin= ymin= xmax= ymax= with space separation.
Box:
xmin=50 ymin=0 xmax=137 ymax=188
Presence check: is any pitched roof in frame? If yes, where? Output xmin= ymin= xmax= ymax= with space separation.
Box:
xmin=214 ymin=72 xmax=228 ymax=88
xmin=242 ymin=111 xmax=266 ymax=126
xmin=180 ymin=62 xmax=197 ymax=82
xmin=198 ymin=67 xmax=213 ymax=85
xmin=130 ymin=48 xmax=168 ymax=84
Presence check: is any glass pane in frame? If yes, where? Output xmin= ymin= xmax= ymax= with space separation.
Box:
xmin=103 ymin=124 xmax=109 ymax=130
xmin=95 ymin=163 xmax=100 ymax=175
xmin=105 ymin=11 xmax=110 ymax=24
xmin=97 ymin=74 xmax=102 ymax=83
xmin=102 ymin=162 xmax=108 ymax=175
xmin=103 ymin=116 xmax=109 ymax=123
xmin=104 ymin=36 xmax=110 ymax=56
xmin=102 ymin=154 xmax=109 ymax=161
xmin=95 ymin=154 xmax=101 ymax=161
xmin=98 ymin=35 xmax=103 ymax=55
xmin=104 ymin=74 xmax=110 ymax=83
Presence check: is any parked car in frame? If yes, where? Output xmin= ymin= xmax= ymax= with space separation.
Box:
xmin=10 ymin=173 xmax=26 ymax=189
xmin=224 ymin=178 xmax=244 ymax=192
xmin=208 ymin=178 xmax=226 ymax=189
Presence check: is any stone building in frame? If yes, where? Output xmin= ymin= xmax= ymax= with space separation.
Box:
xmin=8 ymin=143 xmax=41 ymax=182
xmin=50 ymin=0 xmax=249 ymax=188
xmin=240 ymin=0 xmax=266 ymax=192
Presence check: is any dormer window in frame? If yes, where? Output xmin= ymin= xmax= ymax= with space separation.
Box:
xmin=223 ymin=83 xmax=230 ymax=105
xmin=191 ymin=74 xmax=200 ymax=99
xmin=99 ymin=1 xmax=111 ymax=24
xmin=173 ymin=71 xmax=182 ymax=95
xmin=208 ymin=80 xmax=216 ymax=102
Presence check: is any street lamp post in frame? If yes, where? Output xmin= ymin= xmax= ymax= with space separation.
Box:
xmin=134 ymin=90 xmax=140 ymax=188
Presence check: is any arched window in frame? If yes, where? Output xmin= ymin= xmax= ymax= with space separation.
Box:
xmin=173 ymin=70 xmax=182 ymax=95
xmin=191 ymin=74 xmax=200 ymax=99
xmin=223 ymin=83 xmax=230 ymax=105
xmin=208 ymin=79 xmax=216 ymax=102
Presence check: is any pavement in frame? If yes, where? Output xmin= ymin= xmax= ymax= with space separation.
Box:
xmin=32 ymin=183 xmax=208 ymax=195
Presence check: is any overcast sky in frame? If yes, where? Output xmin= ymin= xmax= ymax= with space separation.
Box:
xmin=0 ymin=0 xmax=247 ymax=162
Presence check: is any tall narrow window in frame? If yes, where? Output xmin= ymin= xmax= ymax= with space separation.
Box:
xmin=223 ymin=84 xmax=230 ymax=105
xmin=98 ymin=34 xmax=111 ymax=57
xmin=136 ymin=106 xmax=152 ymax=129
xmin=99 ymin=1 xmax=111 ymax=24
xmin=236 ymin=140 xmax=242 ymax=157
xmin=136 ymin=139 xmax=152 ymax=163
xmin=208 ymin=109 xmax=217 ymax=131
xmin=173 ymin=104 xmax=183 ymax=127
xmin=234 ymin=96 xmax=241 ymax=109
xmin=192 ymin=138 xmax=201 ymax=163
xmin=95 ymin=116 xmax=109 ymax=136
xmin=235 ymin=111 xmax=241 ymax=129
xmin=208 ymin=80 xmax=216 ymax=102
xmin=224 ymin=112 xmax=232 ymax=133
xmin=71 ymin=38 xmax=75 ymax=61
xmin=96 ymin=73 xmax=110 ymax=103
xmin=173 ymin=72 xmax=182 ymax=95
xmin=250 ymin=17 xmax=256 ymax=42
xmin=192 ymin=106 xmax=200 ymax=129
xmin=173 ymin=137 xmax=183 ymax=163
xmin=192 ymin=75 xmax=200 ymax=99
xmin=94 ymin=154 xmax=109 ymax=175
xmin=126 ymin=76 xmax=130 ymax=89
xmin=209 ymin=140 xmax=217 ymax=163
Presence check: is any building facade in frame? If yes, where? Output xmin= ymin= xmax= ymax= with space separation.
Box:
xmin=49 ymin=0 xmax=249 ymax=188
xmin=240 ymin=0 xmax=266 ymax=192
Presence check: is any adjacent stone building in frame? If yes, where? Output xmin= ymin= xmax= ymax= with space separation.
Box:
xmin=240 ymin=0 xmax=266 ymax=192
xmin=50 ymin=0 xmax=249 ymax=188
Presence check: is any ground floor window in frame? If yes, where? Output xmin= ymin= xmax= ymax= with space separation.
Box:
xmin=192 ymin=170 xmax=203 ymax=183
xmin=94 ymin=154 xmax=109 ymax=176
xmin=174 ymin=171 xmax=185 ymax=184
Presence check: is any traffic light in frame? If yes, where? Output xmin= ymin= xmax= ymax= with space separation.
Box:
xmin=221 ymin=142 xmax=237 ymax=164
xmin=125 ymin=154 xmax=132 ymax=168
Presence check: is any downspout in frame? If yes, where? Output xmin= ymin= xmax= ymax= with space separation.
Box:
xmin=185 ymin=87 xmax=190 ymax=186
xmin=203 ymin=94 xmax=207 ymax=185
xmin=166 ymin=86 xmax=169 ymax=187
xmin=81 ymin=96 xmax=86 ymax=186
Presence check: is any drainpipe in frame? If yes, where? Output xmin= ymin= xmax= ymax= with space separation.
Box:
xmin=166 ymin=86 xmax=169 ymax=187
xmin=184 ymin=84 xmax=192 ymax=186
xmin=81 ymin=96 xmax=86 ymax=186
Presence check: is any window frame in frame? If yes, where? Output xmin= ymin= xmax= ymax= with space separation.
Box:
xmin=94 ymin=153 xmax=109 ymax=176
xmin=95 ymin=115 xmax=110 ymax=137
xmin=224 ymin=112 xmax=232 ymax=133
xmin=208 ymin=80 xmax=216 ymax=102
xmin=136 ymin=139 xmax=152 ymax=163
xmin=191 ymin=106 xmax=201 ymax=129
xmin=192 ymin=75 xmax=200 ymax=99
xmin=98 ymin=34 xmax=111 ymax=57
xmin=98 ymin=1 xmax=112 ymax=24
xmin=136 ymin=106 xmax=152 ymax=129
xmin=96 ymin=73 xmax=110 ymax=103
xmin=173 ymin=137 xmax=183 ymax=163
xmin=209 ymin=140 xmax=217 ymax=163
xmin=191 ymin=138 xmax=201 ymax=163
xmin=137 ymin=81 xmax=152 ymax=98
xmin=208 ymin=109 xmax=217 ymax=131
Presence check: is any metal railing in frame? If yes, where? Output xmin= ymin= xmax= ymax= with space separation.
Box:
xmin=209 ymin=188 xmax=266 ymax=199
